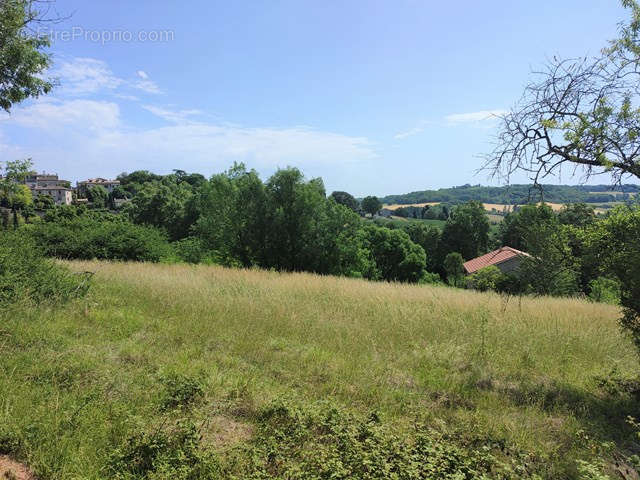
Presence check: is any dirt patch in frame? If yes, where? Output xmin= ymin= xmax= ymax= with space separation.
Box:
xmin=0 ymin=456 xmax=35 ymax=480
xmin=200 ymin=415 xmax=253 ymax=450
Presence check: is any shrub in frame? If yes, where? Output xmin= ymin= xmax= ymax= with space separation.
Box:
xmin=172 ymin=237 xmax=210 ymax=264
xmin=234 ymin=400 xmax=535 ymax=479
xmin=0 ymin=231 xmax=89 ymax=305
xmin=27 ymin=214 xmax=173 ymax=262
xmin=588 ymin=277 xmax=621 ymax=305
xmin=108 ymin=420 xmax=220 ymax=480
xmin=160 ymin=373 xmax=204 ymax=411
xmin=467 ymin=265 xmax=504 ymax=292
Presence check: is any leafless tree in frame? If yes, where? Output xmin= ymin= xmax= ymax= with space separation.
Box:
xmin=483 ymin=2 xmax=640 ymax=186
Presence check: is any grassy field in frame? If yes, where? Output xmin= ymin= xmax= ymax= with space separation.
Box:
xmin=1 ymin=262 xmax=638 ymax=479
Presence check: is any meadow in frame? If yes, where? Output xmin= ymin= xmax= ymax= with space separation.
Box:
xmin=1 ymin=261 xmax=638 ymax=479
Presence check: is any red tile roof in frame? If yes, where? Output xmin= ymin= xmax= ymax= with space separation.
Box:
xmin=463 ymin=247 xmax=530 ymax=274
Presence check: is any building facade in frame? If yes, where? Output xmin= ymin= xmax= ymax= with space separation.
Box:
xmin=24 ymin=173 xmax=73 ymax=205
xmin=76 ymin=178 xmax=120 ymax=197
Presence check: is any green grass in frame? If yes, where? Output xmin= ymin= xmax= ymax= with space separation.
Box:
xmin=1 ymin=261 xmax=638 ymax=479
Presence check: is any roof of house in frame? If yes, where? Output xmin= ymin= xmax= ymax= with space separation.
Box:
xmin=79 ymin=178 xmax=119 ymax=184
xmin=463 ymin=246 xmax=530 ymax=274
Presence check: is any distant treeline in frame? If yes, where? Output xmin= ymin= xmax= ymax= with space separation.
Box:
xmin=380 ymin=184 xmax=640 ymax=205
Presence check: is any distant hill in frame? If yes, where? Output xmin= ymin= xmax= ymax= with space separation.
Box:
xmin=380 ymin=184 xmax=640 ymax=205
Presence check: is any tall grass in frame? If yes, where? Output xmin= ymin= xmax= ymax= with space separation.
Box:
xmin=0 ymin=261 xmax=636 ymax=478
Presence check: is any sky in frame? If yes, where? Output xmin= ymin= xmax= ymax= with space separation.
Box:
xmin=0 ymin=0 xmax=633 ymax=196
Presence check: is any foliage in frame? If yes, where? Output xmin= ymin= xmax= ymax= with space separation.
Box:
xmin=558 ymin=203 xmax=596 ymax=228
xmin=586 ymin=205 xmax=640 ymax=352
xmin=108 ymin=420 xmax=219 ymax=480
xmin=381 ymin=184 xmax=639 ymax=206
xmin=235 ymin=400 xmax=533 ymax=480
xmin=0 ymin=261 xmax=635 ymax=479
xmin=160 ymin=373 xmax=204 ymax=411
xmin=518 ymin=223 xmax=580 ymax=297
xmin=124 ymin=179 xmax=194 ymax=241
xmin=467 ymin=265 xmax=505 ymax=292
xmin=27 ymin=210 xmax=173 ymax=262
xmin=172 ymin=237 xmax=211 ymax=264
xmin=359 ymin=223 xmax=427 ymax=282
xmin=588 ymin=277 xmax=621 ymax=305
xmin=500 ymin=204 xmax=556 ymax=251
xmin=443 ymin=252 xmax=465 ymax=287
xmin=401 ymin=222 xmax=441 ymax=272
xmin=0 ymin=230 xmax=89 ymax=305
xmin=0 ymin=0 xmax=53 ymax=112
xmin=87 ymin=185 xmax=109 ymax=209
xmin=361 ymin=195 xmax=382 ymax=216
xmin=329 ymin=190 xmax=359 ymax=212
xmin=193 ymin=164 xmax=267 ymax=267
xmin=485 ymin=1 xmax=640 ymax=184
xmin=441 ymin=201 xmax=490 ymax=260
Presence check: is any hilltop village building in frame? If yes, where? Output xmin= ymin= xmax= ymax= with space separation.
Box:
xmin=25 ymin=173 xmax=73 ymax=205
xmin=76 ymin=178 xmax=120 ymax=197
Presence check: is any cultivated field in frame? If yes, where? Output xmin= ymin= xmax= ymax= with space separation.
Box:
xmin=0 ymin=262 xmax=637 ymax=479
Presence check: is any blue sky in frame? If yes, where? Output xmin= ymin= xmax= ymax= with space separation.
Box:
xmin=0 ymin=0 xmax=631 ymax=196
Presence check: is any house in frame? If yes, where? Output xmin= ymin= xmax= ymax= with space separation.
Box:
xmin=76 ymin=178 xmax=120 ymax=197
xmin=24 ymin=173 xmax=73 ymax=205
xmin=34 ymin=186 xmax=73 ymax=206
xmin=463 ymin=246 xmax=530 ymax=275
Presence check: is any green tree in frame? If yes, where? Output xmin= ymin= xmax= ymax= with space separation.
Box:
xmin=443 ymin=252 xmax=465 ymax=287
xmin=263 ymin=168 xmax=327 ymax=271
xmin=125 ymin=179 xmax=194 ymax=241
xmin=0 ymin=0 xmax=54 ymax=111
xmin=441 ymin=201 xmax=489 ymax=260
xmin=517 ymin=223 xmax=580 ymax=297
xmin=586 ymin=206 xmax=640 ymax=351
xmin=329 ymin=191 xmax=359 ymax=212
xmin=193 ymin=163 xmax=267 ymax=266
xmin=359 ymin=224 xmax=426 ymax=282
xmin=361 ymin=196 xmax=382 ymax=216
xmin=402 ymin=222 xmax=440 ymax=272
xmin=0 ymin=159 xmax=33 ymax=228
xmin=500 ymin=204 xmax=556 ymax=251
xmin=557 ymin=203 xmax=596 ymax=228
xmin=87 ymin=185 xmax=108 ymax=209
xmin=33 ymin=193 xmax=55 ymax=211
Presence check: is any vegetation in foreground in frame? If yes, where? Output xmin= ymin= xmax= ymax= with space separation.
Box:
xmin=0 ymin=261 xmax=637 ymax=479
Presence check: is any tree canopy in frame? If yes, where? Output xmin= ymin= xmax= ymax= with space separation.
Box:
xmin=0 ymin=0 xmax=55 ymax=111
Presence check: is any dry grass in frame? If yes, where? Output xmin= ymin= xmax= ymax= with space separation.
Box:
xmin=0 ymin=261 xmax=637 ymax=478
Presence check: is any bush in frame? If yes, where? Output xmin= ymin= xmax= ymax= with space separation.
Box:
xmin=160 ymin=373 xmax=204 ymax=411
xmin=108 ymin=420 xmax=220 ymax=480
xmin=588 ymin=277 xmax=621 ymax=305
xmin=26 ymin=213 xmax=173 ymax=262
xmin=467 ymin=265 xmax=505 ymax=292
xmin=172 ymin=237 xmax=212 ymax=264
xmin=234 ymin=400 xmax=535 ymax=479
xmin=0 ymin=231 xmax=89 ymax=305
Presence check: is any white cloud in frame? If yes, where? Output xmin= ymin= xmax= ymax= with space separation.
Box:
xmin=394 ymin=126 xmax=424 ymax=140
xmin=143 ymin=105 xmax=202 ymax=124
xmin=132 ymin=78 xmax=162 ymax=94
xmin=53 ymin=57 xmax=122 ymax=95
xmin=1 ymin=99 xmax=120 ymax=132
xmin=444 ymin=109 xmax=507 ymax=125
xmin=1 ymin=98 xmax=375 ymax=176
xmin=51 ymin=57 xmax=162 ymax=97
